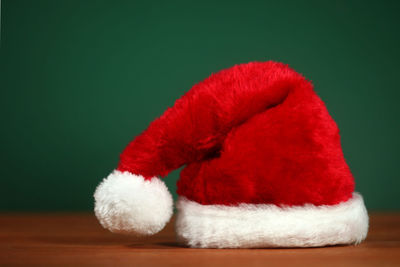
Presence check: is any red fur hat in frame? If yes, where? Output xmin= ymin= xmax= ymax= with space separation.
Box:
xmin=94 ymin=61 xmax=368 ymax=248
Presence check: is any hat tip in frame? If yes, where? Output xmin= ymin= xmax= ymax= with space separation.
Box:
xmin=94 ymin=170 xmax=173 ymax=236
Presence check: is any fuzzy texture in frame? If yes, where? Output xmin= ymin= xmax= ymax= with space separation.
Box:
xmin=117 ymin=61 xmax=354 ymax=206
xmin=94 ymin=170 xmax=173 ymax=235
xmin=176 ymin=193 xmax=369 ymax=248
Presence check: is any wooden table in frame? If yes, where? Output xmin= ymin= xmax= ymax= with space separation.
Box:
xmin=0 ymin=213 xmax=399 ymax=266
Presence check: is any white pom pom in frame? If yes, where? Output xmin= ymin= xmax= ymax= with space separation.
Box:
xmin=94 ymin=170 xmax=173 ymax=235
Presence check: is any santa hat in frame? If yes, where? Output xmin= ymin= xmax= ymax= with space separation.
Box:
xmin=94 ymin=61 xmax=368 ymax=248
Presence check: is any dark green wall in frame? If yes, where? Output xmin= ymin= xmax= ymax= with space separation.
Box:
xmin=1 ymin=0 xmax=399 ymax=211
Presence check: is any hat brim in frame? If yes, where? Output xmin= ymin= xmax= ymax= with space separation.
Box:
xmin=176 ymin=193 xmax=368 ymax=248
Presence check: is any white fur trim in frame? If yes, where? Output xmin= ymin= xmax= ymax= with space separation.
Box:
xmin=94 ymin=170 xmax=173 ymax=236
xmin=176 ymin=193 xmax=368 ymax=248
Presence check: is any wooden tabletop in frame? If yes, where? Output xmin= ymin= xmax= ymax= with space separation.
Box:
xmin=0 ymin=213 xmax=399 ymax=266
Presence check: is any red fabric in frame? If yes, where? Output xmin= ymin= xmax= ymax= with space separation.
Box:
xmin=117 ymin=61 xmax=354 ymax=206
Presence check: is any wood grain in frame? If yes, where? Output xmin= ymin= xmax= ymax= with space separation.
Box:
xmin=0 ymin=213 xmax=399 ymax=266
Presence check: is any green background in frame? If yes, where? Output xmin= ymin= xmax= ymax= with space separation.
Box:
xmin=1 ymin=0 xmax=399 ymax=211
